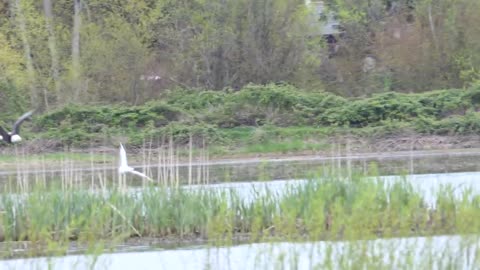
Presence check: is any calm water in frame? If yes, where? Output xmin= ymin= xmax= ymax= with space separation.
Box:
xmin=1 ymin=235 xmax=478 ymax=270
xmin=175 ymin=171 xmax=480 ymax=207
xmin=3 ymin=149 xmax=480 ymax=185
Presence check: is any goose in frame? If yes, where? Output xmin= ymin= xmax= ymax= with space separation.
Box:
xmin=118 ymin=143 xmax=153 ymax=182
xmin=0 ymin=110 xmax=34 ymax=144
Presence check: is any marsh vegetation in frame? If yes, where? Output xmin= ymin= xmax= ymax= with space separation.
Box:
xmin=0 ymin=140 xmax=478 ymax=269
xmin=1 ymin=161 xmax=480 ymax=260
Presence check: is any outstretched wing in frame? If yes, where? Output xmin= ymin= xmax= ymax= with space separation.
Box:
xmin=119 ymin=143 xmax=129 ymax=168
xmin=129 ymin=170 xmax=154 ymax=182
xmin=0 ymin=126 xmax=9 ymax=141
xmin=12 ymin=110 xmax=34 ymax=135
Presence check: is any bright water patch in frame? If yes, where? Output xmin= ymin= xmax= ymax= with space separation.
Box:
xmin=2 ymin=172 xmax=479 ymax=212
xmin=177 ymin=171 xmax=480 ymax=207
xmin=381 ymin=171 xmax=480 ymax=207
xmin=1 ymin=235 xmax=478 ymax=270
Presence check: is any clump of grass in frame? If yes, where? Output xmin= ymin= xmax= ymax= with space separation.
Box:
xmin=0 ymin=170 xmax=480 ymax=258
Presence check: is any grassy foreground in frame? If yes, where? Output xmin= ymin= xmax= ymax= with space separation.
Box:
xmin=1 ymin=170 xmax=479 ymax=258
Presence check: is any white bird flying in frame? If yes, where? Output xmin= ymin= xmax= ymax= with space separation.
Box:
xmin=118 ymin=143 xmax=153 ymax=182
xmin=0 ymin=110 xmax=35 ymax=144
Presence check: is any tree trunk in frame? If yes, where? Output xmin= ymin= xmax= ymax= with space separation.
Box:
xmin=72 ymin=0 xmax=82 ymax=101
xmin=428 ymin=4 xmax=438 ymax=50
xmin=43 ymin=0 xmax=61 ymax=104
xmin=10 ymin=0 xmax=38 ymax=108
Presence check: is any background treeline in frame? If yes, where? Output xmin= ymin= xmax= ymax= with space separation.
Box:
xmin=1 ymin=0 xmax=480 ymax=116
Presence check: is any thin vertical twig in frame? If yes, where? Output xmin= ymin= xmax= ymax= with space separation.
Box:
xmin=346 ymin=137 xmax=352 ymax=180
xmin=202 ymin=137 xmax=207 ymax=185
xmin=409 ymin=133 xmax=414 ymax=175
xmin=169 ymin=136 xmax=174 ymax=187
xmin=175 ymin=148 xmax=180 ymax=188
xmin=147 ymin=137 xmax=153 ymax=182
xmin=41 ymin=155 xmax=47 ymax=188
xmin=162 ymin=138 xmax=167 ymax=186
xmin=206 ymin=149 xmax=210 ymax=185
xmin=60 ymin=158 xmax=65 ymax=192
xmin=90 ymin=151 xmax=95 ymax=191
xmin=72 ymin=0 xmax=82 ymax=100
xmin=157 ymin=146 xmax=162 ymax=185
xmin=330 ymin=141 xmax=335 ymax=175
xmin=142 ymin=139 xmax=147 ymax=188
xmin=428 ymin=4 xmax=438 ymax=50
xmin=188 ymin=134 xmax=193 ymax=186
xmin=196 ymin=154 xmax=202 ymax=186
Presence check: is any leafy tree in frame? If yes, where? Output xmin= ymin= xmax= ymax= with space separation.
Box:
xmin=80 ymin=15 xmax=150 ymax=104
xmin=152 ymin=0 xmax=324 ymax=90
xmin=0 ymin=33 xmax=28 ymax=117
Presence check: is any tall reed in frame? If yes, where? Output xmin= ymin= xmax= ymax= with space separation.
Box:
xmin=0 ymin=171 xmax=479 ymax=258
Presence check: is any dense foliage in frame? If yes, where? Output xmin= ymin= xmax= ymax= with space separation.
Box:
xmin=1 ymin=0 xmax=479 ymax=111
xmin=28 ymin=84 xmax=480 ymax=147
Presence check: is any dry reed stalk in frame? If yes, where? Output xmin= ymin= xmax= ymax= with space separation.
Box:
xmin=162 ymin=139 xmax=167 ymax=186
xmin=105 ymin=201 xmax=141 ymax=237
xmin=74 ymin=167 xmax=79 ymax=189
xmin=142 ymin=139 xmax=147 ymax=188
xmin=97 ymin=173 xmax=105 ymax=193
xmin=41 ymin=155 xmax=47 ymax=188
xmin=49 ymin=170 xmax=54 ymax=189
xmin=146 ymin=138 xmax=153 ymax=185
xmin=202 ymin=137 xmax=206 ymax=185
xmin=196 ymin=157 xmax=202 ymax=186
xmin=14 ymin=145 xmax=22 ymax=193
xmin=188 ymin=134 xmax=193 ymax=186
xmin=161 ymin=146 xmax=166 ymax=185
xmin=21 ymin=148 xmax=31 ymax=192
xmin=77 ymin=168 xmax=83 ymax=189
xmin=175 ymin=148 xmax=180 ymax=188
xmin=336 ymin=142 xmax=341 ymax=175
xmin=206 ymin=149 xmax=210 ymax=185
xmin=31 ymin=157 xmax=39 ymax=187
xmin=167 ymin=141 xmax=170 ymax=186
xmin=156 ymin=146 xmax=162 ymax=184
xmin=166 ymin=145 xmax=171 ymax=186
xmin=169 ymin=136 xmax=174 ymax=187
xmin=62 ymin=158 xmax=67 ymax=191
xmin=66 ymin=159 xmax=71 ymax=190
xmin=63 ymin=158 xmax=68 ymax=190
xmin=409 ymin=133 xmax=414 ymax=175
xmin=70 ymin=158 xmax=75 ymax=189
xmin=363 ymin=159 xmax=367 ymax=175
xmin=72 ymin=159 xmax=77 ymax=188
xmin=330 ymin=141 xmax=335 ymax=175
xmin=90 ymin=151 xmax=95 ymax=191
xmin=60 ymin=158 xmax=65 ymax=192
xmin=346 ymin=137 xmax=352 ymax=180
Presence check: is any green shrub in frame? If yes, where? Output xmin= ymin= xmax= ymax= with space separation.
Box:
xmin=26 ymin=85 xmax=480 ymax=148
xmin=414 ymin=111 xmax=480 ymax=135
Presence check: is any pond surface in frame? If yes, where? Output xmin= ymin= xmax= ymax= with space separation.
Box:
xmin=3 ymin=148 xmax=480 ymax=186
xmin=155 ymin=170 xmax=480 ymax=208
xmin=1 ymin=234 xmax=478 ymax=270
